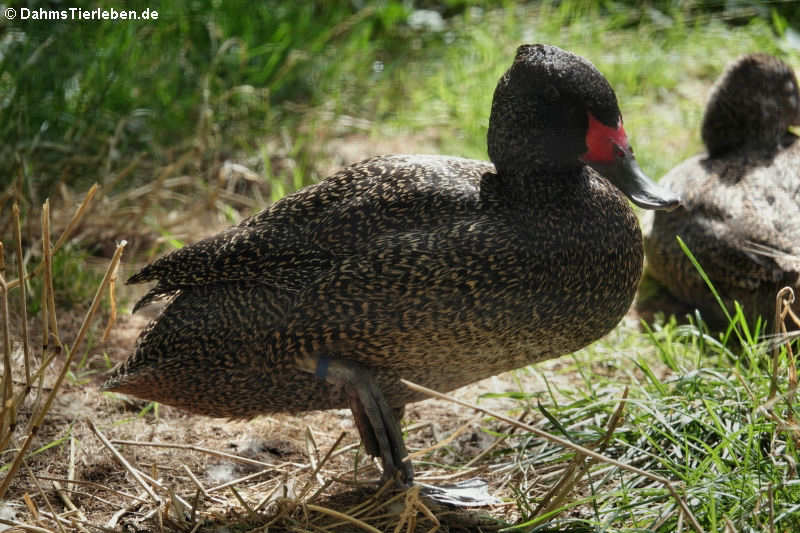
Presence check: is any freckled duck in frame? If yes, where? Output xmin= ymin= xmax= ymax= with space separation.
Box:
xmin=645 ymin=53 xmax=800 ymax=327
xmin=104 ymin=44 xmax=679 ymax=486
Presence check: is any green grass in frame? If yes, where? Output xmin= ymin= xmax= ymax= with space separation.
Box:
xmin=24 ymin=245 xmax=104 ymax=314
xmin=2 ymin=0 xmax=419 ymax=196
xmin=483 ymin=310 xmax=799 ymax=531
xmin=4 ymin=1 xmax=798 ymax=200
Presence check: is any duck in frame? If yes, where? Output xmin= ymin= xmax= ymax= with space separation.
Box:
xmin=644 ymin=53 xmax=800 ymax=328
xmin=104 ymin=44 xmax=679 ymax=486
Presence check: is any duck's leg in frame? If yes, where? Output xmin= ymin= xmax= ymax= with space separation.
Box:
xmin=296 ymin=354 xmax=413 ymax=484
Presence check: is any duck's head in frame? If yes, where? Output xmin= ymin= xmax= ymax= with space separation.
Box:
xmin=702 ymin=53 xmax=800 ymax=157
xmin=487 ymin=44 xmax=679 ymax=211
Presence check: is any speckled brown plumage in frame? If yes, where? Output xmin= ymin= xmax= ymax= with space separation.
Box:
xmin=645 ymin=53 xmax=800 ymax=326
xmin=105 ymin=45 xmax=667 ymax=432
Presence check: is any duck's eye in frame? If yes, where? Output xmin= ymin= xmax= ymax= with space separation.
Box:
xmin=543 ymin=85 xmax=560 ymax=102
xmin=613 ymin=143 xmax=626 ymax=159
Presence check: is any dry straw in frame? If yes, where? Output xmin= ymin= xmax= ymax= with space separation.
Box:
xmin=0 ymin=186 xmax=125 ymax=500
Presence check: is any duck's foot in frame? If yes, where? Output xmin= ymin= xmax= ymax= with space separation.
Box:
xmin=297 ymin=355 xmax=413 ymax=484
xmin=417 ymin=478 xmax=501 ymax=507
xmin=296 ymin=355 xmax=498 ymax=506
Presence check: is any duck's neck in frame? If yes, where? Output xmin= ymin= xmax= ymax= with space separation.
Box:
xmin=490 ymin=165 xmax=585 ymax=205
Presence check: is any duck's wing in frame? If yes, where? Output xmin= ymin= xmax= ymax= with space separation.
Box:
xmin=129 ymin=155 xmax=495 ymax=312
xmin=690 ymin=163 xmax=800 ymax=288
xmin=740 ymin=241 xmax=800 ymax=268
xmin=680 ymin=214 xmax=799 ymax=290
xmin=128 ymin=223 xmax=331 ymax=312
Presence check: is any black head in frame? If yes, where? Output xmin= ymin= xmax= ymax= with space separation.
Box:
xmin=702 ymin=53 xmax=800 ymax=156
xmin=487 ymin=44 xmax=679 ymax=210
